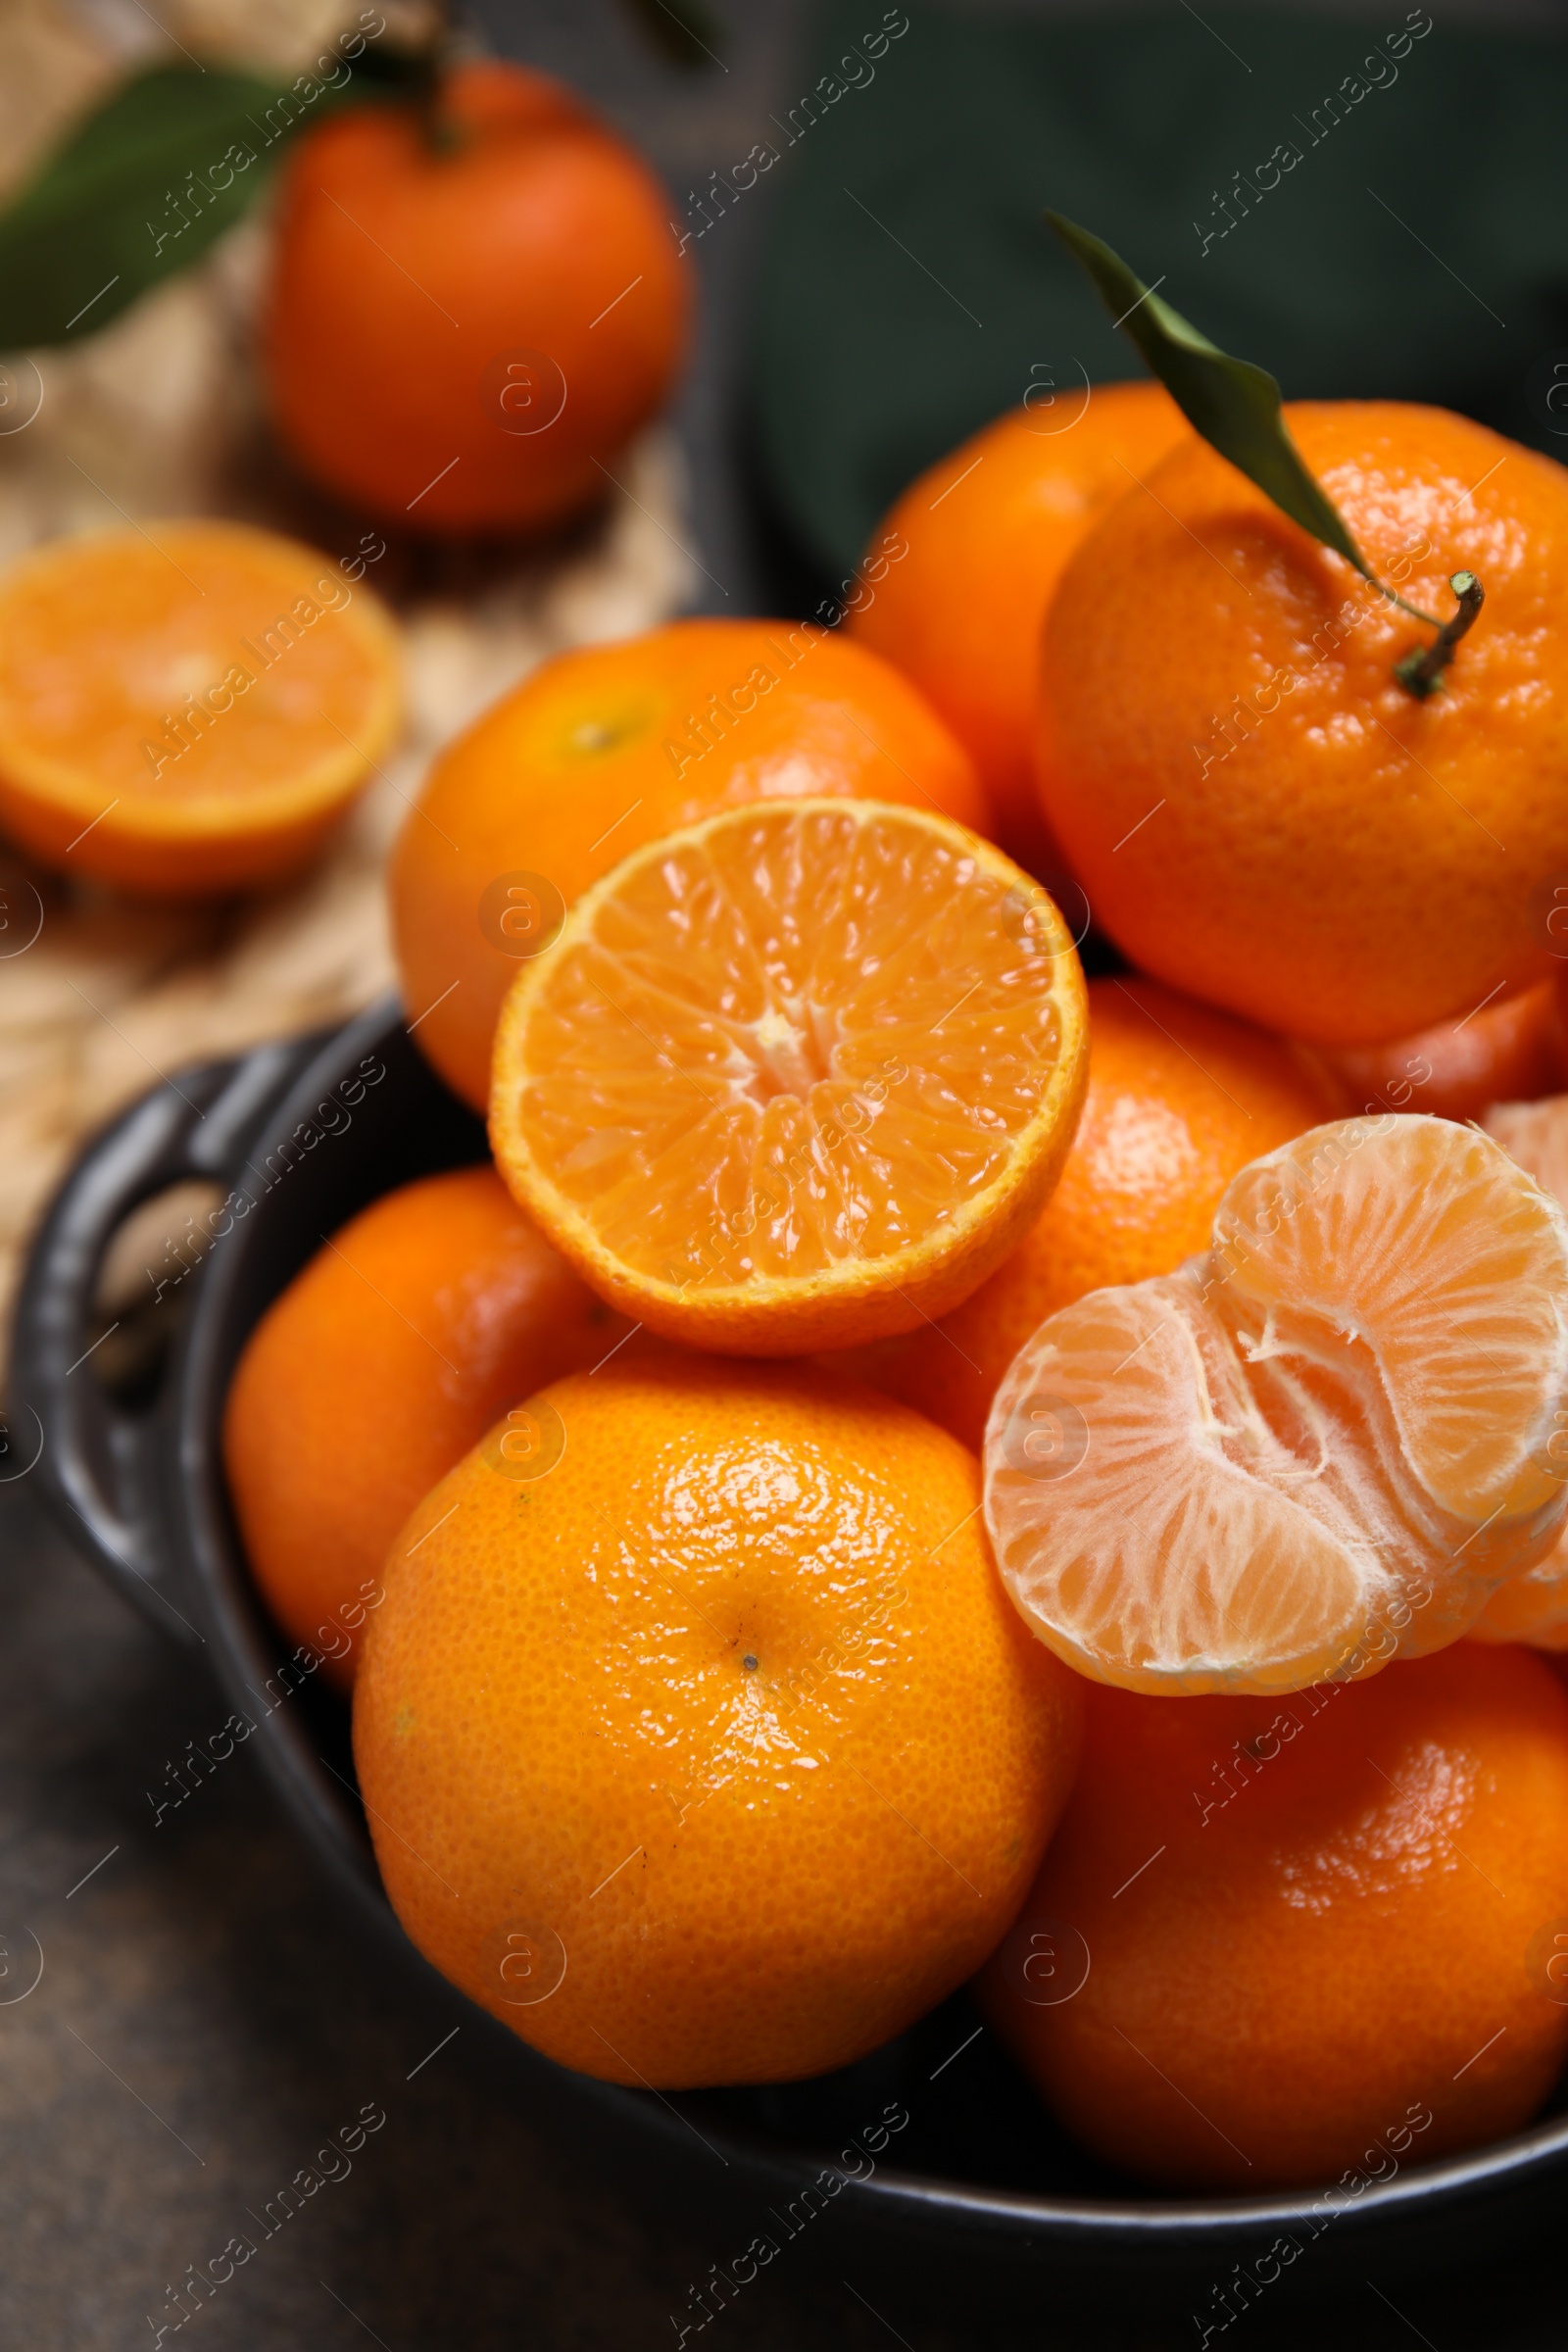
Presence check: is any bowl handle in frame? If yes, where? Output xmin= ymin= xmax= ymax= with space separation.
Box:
xmin=11 ymin=1032 xmax=330 ymax=1648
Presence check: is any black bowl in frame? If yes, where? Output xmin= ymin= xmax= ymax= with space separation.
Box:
xmin=16 ymin=999 xmax=1568 ymax=2324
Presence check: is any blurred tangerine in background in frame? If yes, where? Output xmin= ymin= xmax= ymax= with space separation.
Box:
xmin=0 ymin=521 xmax=400 ymax=897
xmin=264 ymin=60 xmax=692 ymax=534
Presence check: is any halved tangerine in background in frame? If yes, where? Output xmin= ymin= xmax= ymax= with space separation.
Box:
xmin=0 ymin=521 xmax=401 ymax=897
xmin=489 ymin=799 xmax=1088 ymax=1353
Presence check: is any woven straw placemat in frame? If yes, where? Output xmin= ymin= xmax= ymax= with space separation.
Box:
xmin=0 ymin=0 xmax=693 ymax=1355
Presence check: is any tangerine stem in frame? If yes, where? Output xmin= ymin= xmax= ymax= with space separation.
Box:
xmin=1394 ymin=572 xmax=1486 ymax=700
xmin=413 ymin=0 xmax=463 ymax=156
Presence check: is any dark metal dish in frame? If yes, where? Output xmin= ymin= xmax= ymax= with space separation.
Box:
xmin=15 ymin=998 xmax=1568 ymax=2321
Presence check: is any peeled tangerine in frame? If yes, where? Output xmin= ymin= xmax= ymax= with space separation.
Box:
xmin=1473 ymin=1095 xmax=1568 ymax=1647
xmin=985 ymin=1115 xmax=1568 ymax=1695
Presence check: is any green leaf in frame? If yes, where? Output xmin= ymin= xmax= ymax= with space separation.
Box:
xmin=0 ymin=65 xmax=288 ymax=347
xmin=1046 ymin=212 xmax=1408 ymax=602
xmin=0 ymin=49 xmax=425 ymax=351
xmin=619 ymin=0 xmax=727 ymax=70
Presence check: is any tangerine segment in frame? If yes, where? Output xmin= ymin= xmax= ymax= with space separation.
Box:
xmin=1473 ymin=1095 xmax=1568 ymax=1646
xmin=1216 ymin=1117 xmax=1568 ymax=1523
xmin=985 ymin=1116 xmax=1568 ymax=1694
xmin=0 ymin=522 xmax=401 ymax=896
xmin=490 ymin=800 xmax=1088 ymax=1353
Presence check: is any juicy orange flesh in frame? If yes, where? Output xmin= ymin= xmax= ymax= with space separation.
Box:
xmin=511 ymin=805 xmax=1072 ymax=1293
xmin=989 ymin=1275 xmax=1372 ymax=1690
xmin=986 ymin=1116 xmax=1568 ymax=1693
xmin=0 ymin=535 xmax=388 ymax=805
xmin=1217 ymin=1118 xmax=1568 ymax=1521
xmin=1487 ymin=1095 xmax=1568 ymax=1217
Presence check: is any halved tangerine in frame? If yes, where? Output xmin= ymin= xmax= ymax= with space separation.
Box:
xmin=0 ymin=522 xmax=401 ymax=897
xmin=488 ymin=799 xmax=1088 ymax=1353
xmin=985 ymin=1115 xmax=1568 ymax=1694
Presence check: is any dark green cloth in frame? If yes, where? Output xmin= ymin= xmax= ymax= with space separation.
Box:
xmin=750 ymin=3 xmax=1568 ymax=580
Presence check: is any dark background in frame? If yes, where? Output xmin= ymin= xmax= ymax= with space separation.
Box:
xmin=8 ymin=3 xmax=1568 ymax=2344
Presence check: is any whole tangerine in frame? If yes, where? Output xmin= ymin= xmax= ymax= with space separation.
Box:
xmin=263 ymin=62 xmax=690 ymax=533
xmin=390 ymin=616 xmax=991 ymax=1107
xmin=353 ymin=1356 xmax=1083 ymax=2085
xmin=223 ymin=1165 xmax=632 ymax=1688
xmin=833 ymin=975 xmax=1324 ymax=1450
xmin=1037 ymin=403 xmax=1568 ymax=1046
xmin=978 ymin=1642 xmax=1568 ymax=2188
xmin=849 ymin=380 xmax=1186 ymax=871
xmin=1299 ymin=976 xmax=1567 ymax=1126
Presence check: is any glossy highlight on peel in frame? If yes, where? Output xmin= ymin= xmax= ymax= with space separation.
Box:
xmin=352 ymin=1357 xmax=1083 ymax=2087
xmin=985 ymin=1115 xmax=1568 ymax=1694
xmin=489 ymin=798 xmax=1088 ymax=1353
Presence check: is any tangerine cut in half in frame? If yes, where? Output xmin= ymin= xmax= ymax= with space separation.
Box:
xmin=0 ymin=522 xmax=401 ymax=896
xmin=488 ymin=799 xmax=1088 ymax=1353
xmin=985 ymin=1115 xmax=1568 ymax=1695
